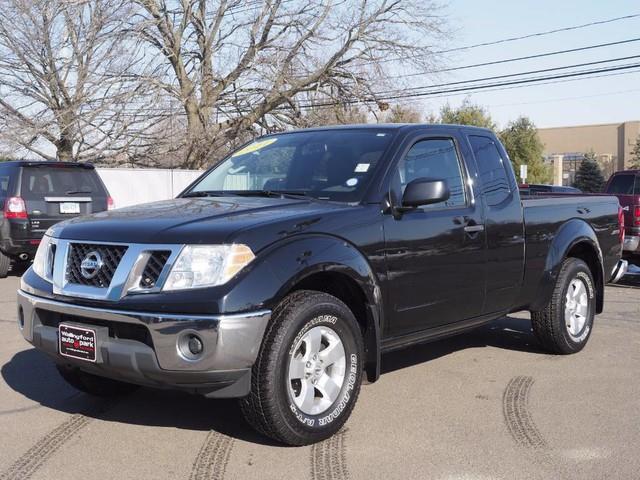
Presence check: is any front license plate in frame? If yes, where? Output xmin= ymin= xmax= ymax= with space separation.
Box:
xmin=59 ymin=324 xmax=97 ymax=362
xmin=59 ymin=202 xmax=80 ymax=214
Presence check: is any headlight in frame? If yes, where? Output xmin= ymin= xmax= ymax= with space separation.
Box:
xmin=33 ymin=234 xmax=55 ymax=281
xmin=163 ymin=244 xmax=255 ymax=291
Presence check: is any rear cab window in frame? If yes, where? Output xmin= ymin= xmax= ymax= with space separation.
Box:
xmin=606 ymin=174 xmax=640 ymax=195
xmin=468 ymin=135 xmax=512 ymax=206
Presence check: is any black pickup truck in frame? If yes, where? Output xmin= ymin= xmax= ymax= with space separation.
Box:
xmin=17 ymin=124 xmax=627 ymax=445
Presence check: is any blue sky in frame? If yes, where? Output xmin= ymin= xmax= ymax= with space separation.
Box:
xmin=417 ymin=0 xmax=640 ymax=128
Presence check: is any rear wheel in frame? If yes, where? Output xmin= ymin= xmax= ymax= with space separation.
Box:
xmin=240 ymin=290 xmax=364 ymax=446
xmin=0 ymin=251 xmax=9 ymax=278
xmin=56 ymin=365 xmax=139 ymax=397
xmin=11 ymin=259 xmax=31 ymax=275
xmin=531 ymin=258 xmax=596 ymax=354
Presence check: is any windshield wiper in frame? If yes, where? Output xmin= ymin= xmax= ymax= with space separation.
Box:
xmin=183 ymin=190 xmax=315 ymax=201
xmin=65 ymin=189 xmax=92 ymax=195
xmin=234 ymin=190 xmax=309 ymax=199
xmin=182 ymin=190 xmax=235 ymax=198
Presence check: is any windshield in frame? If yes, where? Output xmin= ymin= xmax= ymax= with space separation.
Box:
xmin=187 ymin=129 xmax=396 ymax=202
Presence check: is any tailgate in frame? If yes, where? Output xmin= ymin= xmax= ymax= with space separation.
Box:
xmin=605 ymin=173 xmax=639 ymax=232
xmin=617 ymin=195 xmax=636 ymax=232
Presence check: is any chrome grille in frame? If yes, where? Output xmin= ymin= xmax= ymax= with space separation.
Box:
xmin=139 ymin=251 xmax=171 ymax=289
xmin=66 ymin=243 xmax=127 ymax=288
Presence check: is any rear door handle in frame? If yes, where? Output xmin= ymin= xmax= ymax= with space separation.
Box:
xmin=464 ymin=224 xmax=485 ymax=233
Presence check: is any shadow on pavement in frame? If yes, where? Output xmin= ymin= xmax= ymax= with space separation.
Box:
xmin=2 ymin=315 xmax=543 ymax=444
xmin=382 ymin=315 xmax=545 ymax=374
xmin=0 ymin=348 xmax=278 ymax=446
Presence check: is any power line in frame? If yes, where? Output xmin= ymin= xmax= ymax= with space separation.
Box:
xmin=295 ymin=62 xmax=640 ymax=109
xmin=82 ymin=68 xmax=640 ymax=119
xmin=487 ymin=87 xmax=640 ymax=108
xmin=374 ymin=54 xmax=640 ymax=96
xmin=384 ymin=70 xmax=640 ymax=107
xmin=364 ymin=13 xmax=640 ymax=66
xmin=369 ymin=63 xmax=640 ymax=102
xmin=187 ymin=54 xmax=640 ymax=109
xmin=386 ymin=37 xmax=640 ymax=79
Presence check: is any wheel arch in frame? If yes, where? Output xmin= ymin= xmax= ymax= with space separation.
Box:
xmin=532 ymin=219 xmax=605 ymax=313
xmin=262 ymin=235 xmax=383 ymax=383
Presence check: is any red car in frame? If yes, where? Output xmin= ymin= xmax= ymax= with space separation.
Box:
xmin=604 ymin=170 xmax=640 ymax=256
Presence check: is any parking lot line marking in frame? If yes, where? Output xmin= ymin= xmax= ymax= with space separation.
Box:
xmin=189 ymin=430 xmax=234 ymax=480
xmin=311 ymin=428 xmax=349 ymax=480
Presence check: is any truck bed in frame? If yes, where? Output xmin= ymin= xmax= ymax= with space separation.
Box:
xmin=516 ymin=194 xmax=621 ymax=310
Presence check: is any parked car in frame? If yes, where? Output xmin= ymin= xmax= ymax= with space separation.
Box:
xmin=603 ymin=169 xmax=640 ymax=256
xmin=0 ymin=161 xmax=113 ymax=277
xmin=519 ymin=183 xmax=582 ymax=195
xmin=17 ymin=125 xmax=627 ymax=446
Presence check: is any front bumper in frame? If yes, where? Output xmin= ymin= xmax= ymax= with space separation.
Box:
xmin=17 ymin=289 xmax=271 ymax=397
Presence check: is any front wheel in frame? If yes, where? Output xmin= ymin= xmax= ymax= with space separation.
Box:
xmin=240 ymin=290 xmax=364 ymax=446
xmin=531 ymin=258 xmax=596 ymax=354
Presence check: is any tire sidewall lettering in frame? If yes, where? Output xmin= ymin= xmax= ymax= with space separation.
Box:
xmin=566 ymin=270 xmax=595 ymax=343
xmin=288 ymin=314 xmax=337 ymax=356
xmin=286 ymin=315 xmax=359 ymax=429
xmin=318 ymin=354 xmax=358 ymax=427
xmin=575 ymin=271 xmax=594 ymax=299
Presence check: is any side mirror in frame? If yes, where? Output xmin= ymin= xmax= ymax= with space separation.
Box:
xmin=402 ymin=178 xmax=450 ymax=208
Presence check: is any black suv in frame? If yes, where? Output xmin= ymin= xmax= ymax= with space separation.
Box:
xmin=0 ymin=161 xmax=112 ymax=277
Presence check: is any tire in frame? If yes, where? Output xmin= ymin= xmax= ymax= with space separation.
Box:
xmin=531 ymin=258 xmax=596 ymax=354
xmin=0 ymin=251 xmax=9 ymax=278
xmin=56 ymin=365 xmax=139 ymax=397
xmin=240 ymin=290 xmax=364 ymax=446
xmin=12 ymin=260 xmax=31 ymax=275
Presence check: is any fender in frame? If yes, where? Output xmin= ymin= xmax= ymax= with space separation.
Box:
xmin=222 ymin=234 xmax=383 ymax=382
xmin=529 ymin=218 xmax=604 ymax=312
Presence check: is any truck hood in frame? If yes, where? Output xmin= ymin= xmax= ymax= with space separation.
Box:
xmin=50 ymin=196 xmax=348 ymax=246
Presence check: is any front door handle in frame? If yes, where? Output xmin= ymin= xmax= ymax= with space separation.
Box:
xmin=464 ymin=224 xmax=485 ymax=233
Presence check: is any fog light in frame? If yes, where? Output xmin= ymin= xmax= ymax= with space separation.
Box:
xmin=17 ymin=306 xmax=24 ymax=329
xmin=178 ymin=332 xmax=205 ymax=361
xmin=188 ymin=335 xmax=203 ymax=355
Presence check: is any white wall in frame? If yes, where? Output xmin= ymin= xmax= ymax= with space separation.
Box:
xmin=96 ymin=168 xmax=203 ymax=208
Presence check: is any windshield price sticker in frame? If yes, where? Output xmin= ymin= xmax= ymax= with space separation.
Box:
xmin=231 ymin=138 xmax=278 ymax=157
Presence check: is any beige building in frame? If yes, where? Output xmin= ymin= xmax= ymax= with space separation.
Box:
xmin=538 ymin=121 xmax=640 ymax=186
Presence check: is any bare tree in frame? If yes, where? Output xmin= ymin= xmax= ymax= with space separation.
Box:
xmin=0 ymin=0 xmax=151 ymax=162
xmin=290 ymin=104 xmax=368 ymax=127
xmin=378 ymin=103 xmax=422 ymax=123
xmin=130 ymin=0 xmax=448 ymax=168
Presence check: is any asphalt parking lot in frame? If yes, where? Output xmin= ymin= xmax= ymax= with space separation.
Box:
xmin=1 ymin=265 xmax=639 ymax=480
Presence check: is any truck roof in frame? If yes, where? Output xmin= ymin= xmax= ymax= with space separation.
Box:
xmin=610 ymin=169 xmax=640 ymax=175
xmin=269 ymin=123 xmax=495 ymax=135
